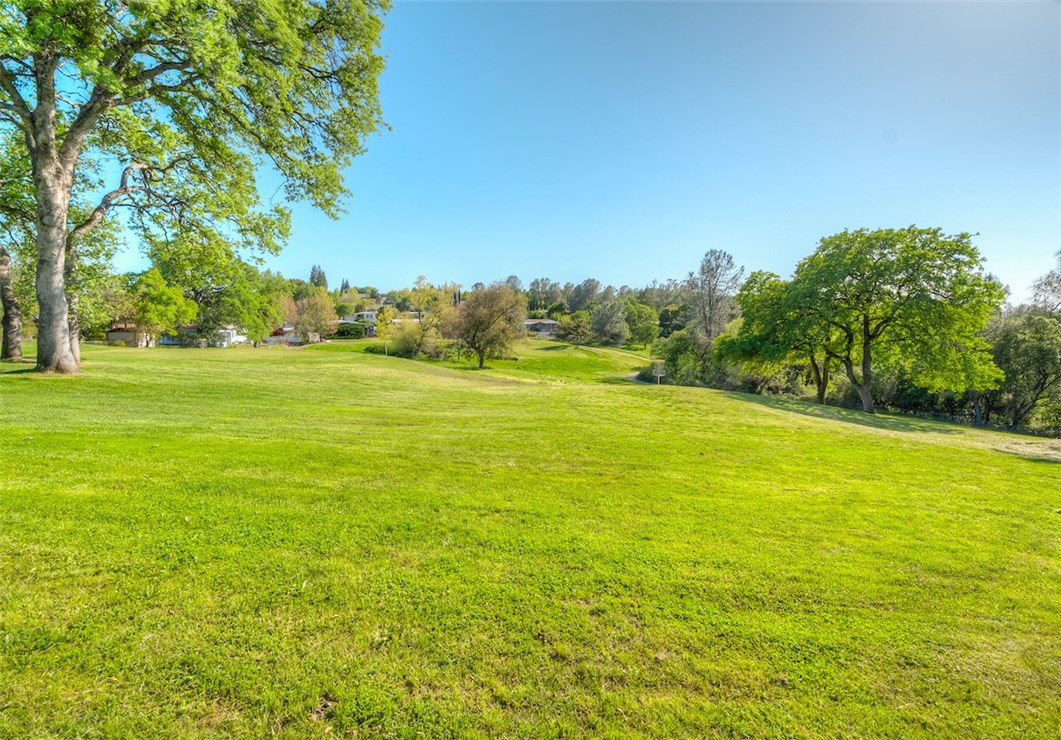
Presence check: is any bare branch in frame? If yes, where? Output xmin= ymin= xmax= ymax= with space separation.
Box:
xmin=0 ymin=62 xmax=31 ymax=124
xmin=68 ymin=162 xmax=148 ymax=243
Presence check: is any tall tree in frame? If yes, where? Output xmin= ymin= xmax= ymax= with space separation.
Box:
xmin=449 ymin=283 xmax=527 ymax=368
xmin=568 ymin=278 xmax=601 ymax=313
xmin=722 ymin=271 xmax=839 ymax=404
xmin=981 ymin=312 xmax=1061 ymax=427
xmin=295 ymin=288 xmax=337 ymax=343
xmin=1033 ymin=252 xmax=1061 ymax=314
xmin=624 ymin=301 xmax=659 ymax=348
xmin=375 ymin=305 xmax=396 ymax=356
xmin=591 ymin=297 xmax=629 ymax=346
xmin=686 ymin=250 xmax=744 ymax=345
xmin=792 ymin=227 xmax=1004 ymax=413
xmin=310 ymin=264 xmax=328 ymax=290
xmin=0 ymin=1 xmax=386 ymax=372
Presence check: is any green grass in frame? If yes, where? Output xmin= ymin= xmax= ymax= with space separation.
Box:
xmin=1 ymin=341 xmax=1059 ymax=737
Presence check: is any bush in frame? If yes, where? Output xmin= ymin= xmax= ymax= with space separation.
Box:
xmin=335 ymin=323 xmax=366 ymax=339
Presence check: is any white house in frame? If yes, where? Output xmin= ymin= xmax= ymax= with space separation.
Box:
xmin=523 ymin=318 xmax=560 ymax=339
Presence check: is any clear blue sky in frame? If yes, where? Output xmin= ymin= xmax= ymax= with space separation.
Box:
xmin=122 ymin=0 xmax=1061 ymax=301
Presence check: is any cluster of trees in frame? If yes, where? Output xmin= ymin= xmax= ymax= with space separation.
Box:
xmin=693 ymin=229 xmax=1058 ymax=434
xmin=421 ymin=229 xmax=1055 ymax=434
xmin=0 ymin=1 xmax=386 ymax=372
xmin=369 ymin=278 xmax=527 ymax=369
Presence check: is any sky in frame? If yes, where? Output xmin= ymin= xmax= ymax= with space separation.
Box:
xmin=118 ymin=0 xmax=1061 ymax=302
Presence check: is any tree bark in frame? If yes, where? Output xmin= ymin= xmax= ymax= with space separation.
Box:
xmin=0 ymin=246 xmax=23 ymax=362
xmin=971 ymin=392 xmax=984 ymax=427
xmin=64 ymin=245 xmax=81 ymax=364
xmin=842 ymin=357 xmax=874 ymax=413
xmin=809 ymin=354 xmax=829 ymax=404
xmin=34 ymin=174 xmax=78 ymax=373
xmin=477 ymin=349 xmax=485 ymax=368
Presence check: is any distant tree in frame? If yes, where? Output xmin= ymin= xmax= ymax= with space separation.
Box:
xmin=503 ymin=275 xmax=524 ymax=292
xmin=528 ymin=277 xmax=563 ymax=312
xmin=335 ymin=302 xmax=356 ymax=318
xmin=569 ymin=278 xmax=601 ymax=312
xmin=639 ymin=278 xmax=686 ymax=311
xmin=625 ymin=301 xmax=659 ymax=347
xmin=687 ymin=250 xmax=744 ymax=345
xmin=403 ymin=276 xmax=453 ymax=357
xmin=289 ymin=279 xmax=316 ymax=303
xmin=792 ymin=227 xmax=1005 ymax=413
xmin=655 ymin=330 xmax=705 ymax=386
xmin=295 ymin=289 xmax=337 ymax=343
xmin=1033 ymin=252 xmax=1061 ymax=314
xmin=222 ymin=266 xmax=287 ymax=345
xmin=546 ymin=302 xmax=568 ymax=320
xmin=658 ymin=304 xmax=687 ymax=338
xmin=130 ymin=268 xmax=197 ymax=346
xmin=375 ymin=305 xmax=396 ymax=356
xmin=591 ymin=298 xmax=629 ymax=346
xmin=980 ymin=312 xmax=1061 ymax=427
xmin=556 ymin=311 xmax=592 ymax=343
xmin=309 ymin=265 xmax=329 ymax=290
xmin=340 ymin=278 xmax=352 ymax=293
xmin=449 ymin=283 xmax=527 ymax=368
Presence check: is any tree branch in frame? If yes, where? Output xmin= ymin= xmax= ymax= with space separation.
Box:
xmin=0 ymin=62 xmax=32 ymax=123
xmin=68 ymin=162 xmax=148 ymax=243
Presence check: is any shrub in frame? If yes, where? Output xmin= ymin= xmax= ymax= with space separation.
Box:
xmin=335 ymin=323 xmax=365 ymax=339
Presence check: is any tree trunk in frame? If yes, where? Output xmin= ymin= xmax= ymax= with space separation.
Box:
xmin=65 ymin=245 xmax=81 ymax=364
xmin=34 ymin=173 xmax=78 ymax=373
xmin=477 ymin=349 xmax=485 ymax=368
xmin=809 ymin=354 xmax=829 ymax=404
xmin=0 ymin=246 xmax=22 ymax=362
xmin=842 ymin=357 xmax=874 ymax=413
xmin=971 ymin=392 xmax=984 ymax=427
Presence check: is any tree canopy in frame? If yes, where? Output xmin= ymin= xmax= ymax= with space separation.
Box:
xmin=791 ymin=227 xmax=1004 ymax=412
xmin=0 ymin=0 xmax=388 ymax=371
xmin=450 ymin=283 xmax=527 ymax=368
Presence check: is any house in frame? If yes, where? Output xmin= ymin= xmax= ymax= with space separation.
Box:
xmin=158 ymin=324 xmax=249 ymax=348
xmin=263 ymin=325 xmax=303 ymax=346
xmin=106 ymin=321 xmax=153 ymax=347
xmin=342 ymin=310 xmax=377 ymax=323
xmin=523 ymin=318 xmax=560 ymax=339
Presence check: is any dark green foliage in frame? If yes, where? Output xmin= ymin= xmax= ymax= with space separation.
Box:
xmin=556 ymin=311 xmax=592 ymax=344
xmin=658 ymin=304 xmax=687 ymax=337
xmin=981 ymin=313 xmax=1061 ymax=427
xmin=624 ymin=301 xmax=659 ymax=347
xmin=335 ymin=323 xmax=367 ymax=339
xmin=590 ymin=298 xmax=628 ymax=346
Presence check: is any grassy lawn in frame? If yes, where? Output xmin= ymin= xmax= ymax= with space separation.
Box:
xmin=1 ymin=341 xmax=1059 ymax=737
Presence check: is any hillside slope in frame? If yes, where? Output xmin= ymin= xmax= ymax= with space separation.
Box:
xmin=1 ymin=344 xmax=1058 ymax=736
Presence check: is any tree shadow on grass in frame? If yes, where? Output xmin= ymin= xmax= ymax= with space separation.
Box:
xmin=724 ymin=391 xmax=965 ymax=435
xmin=0 ymin=363 xmax=38 ymax=377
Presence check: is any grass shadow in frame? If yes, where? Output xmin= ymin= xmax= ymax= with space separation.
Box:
xmin=727 ymin=391 xmax=964 ymax=435
xmin=0 ymin=364 xmax=40 ymax=376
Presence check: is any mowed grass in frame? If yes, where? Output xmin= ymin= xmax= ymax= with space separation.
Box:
xmin=1 ymin=341 xmax=1059 ymax=737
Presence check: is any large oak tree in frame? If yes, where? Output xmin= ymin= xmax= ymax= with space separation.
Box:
xmin=791 ymin=227 xmax=1003 ymax=413
xmin=0 ymin=0 xmax=387 ymax=372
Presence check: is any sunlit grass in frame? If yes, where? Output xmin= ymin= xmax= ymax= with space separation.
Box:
xmin=1 ymin=342 xmax=1058 ymax=736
